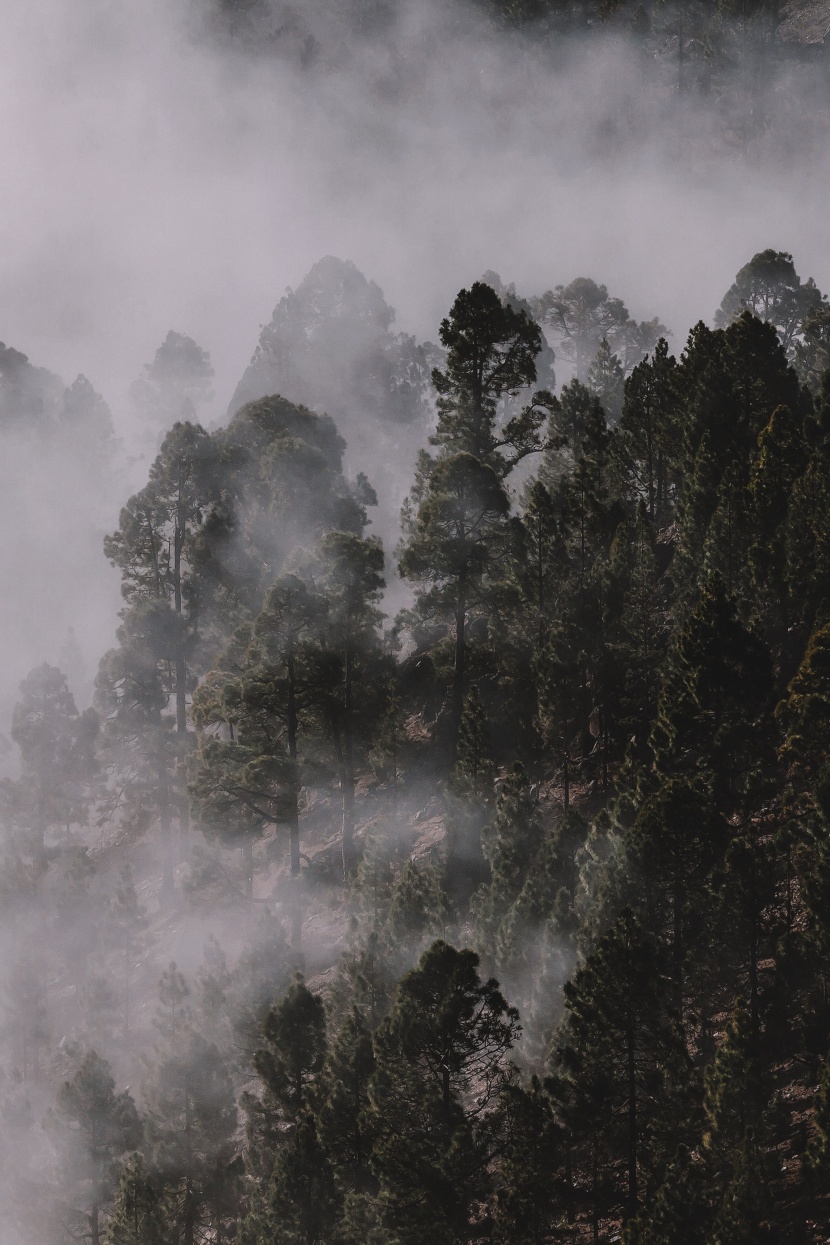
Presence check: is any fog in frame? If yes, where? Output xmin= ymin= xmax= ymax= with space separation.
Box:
xmin=0 ymin=0 xmax=827 ymax=726
xmin=2 ymin=0 xmax=829 ymax=408
xmin=0 ymin=0 xmax=828 ymax=1237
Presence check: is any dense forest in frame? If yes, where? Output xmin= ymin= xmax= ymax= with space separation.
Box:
xmin=2 ymin=241 xmax=830 ymax=1245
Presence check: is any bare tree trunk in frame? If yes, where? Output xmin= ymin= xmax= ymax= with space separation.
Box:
xmin=242 ymin=838 xmax=254 ymax=901
xmin=341 ymin=645 xmax=356 ymax=880
xmin=627 ymin=1019 xmax=638 ymax=1217
xmin=286 ymin=649 xmax=302 ymax=952
xmin=286 ymin=650 xmax=300 ymax=877
xmin=452 ymin=581 xmax=467 ymax=759
xmin=159 ymin=747 xmax=174 ymax=897
xmin=174 ymin=483 xmax=190 ymax=863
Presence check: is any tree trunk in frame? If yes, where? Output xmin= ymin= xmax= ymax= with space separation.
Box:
xmin=242 ymin=838 xmax=254 ymax=901
xmin=124 ymin=940 xmax=131 ymax=1039
xmin=183 ymin=1177 xmax=195 ymax=1245
xmin=672 ymin=870 xmax=685 ymax=1021
xmin=592 ymin=1143 xmax=600 ymax=1245
xmin=562 ymin=749 xmax=570 ymax=812
xmin=158 ymin=749 xmax=174 ymax=897
xmin=286 ymin=650 xmax=300 ymax=877
xmin=627 ymin=1019 xmax=638 ymax=1217
xmin=565 ymin=1132 xmax=575 ymax=1224
xmin=341 ymin=645 xmax=356 ymax=881
xmin=749 ymin=875 xmax=759 ymax=1046
xmin=174 ymin=484 xmax=190 ymax=861
xmin=452 ymin=581 xmax=467 ymax=758
xmin=286 ymin=649 xmax=302 ymax=952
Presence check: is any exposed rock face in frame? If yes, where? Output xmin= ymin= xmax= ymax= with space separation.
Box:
xmin=778 ymin=0 xmax=830 ymax=44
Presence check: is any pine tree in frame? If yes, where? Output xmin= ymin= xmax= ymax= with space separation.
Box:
xmin=429 ymin=281 xmax=549 ymax=467
xmin=703 ymin=1002 xmax=764 ymax=1162
xmin=491 ymin=1078 xmax=560 ymax=1245
xmin=317 ymin=1007 xmax=377 ymax=1192
xmin=539 ymin=277 xmax=664 ymax=382
xmin=554 ymin=908 xmax=688 ymax=1218
xmin=108 ymin=865 xmax=147 ymax=1039
xmin=95 ymin=601 xmax=180 ymax=892
xmin=587 ymin=338 xmax=625 ymax=421
xmin=130 ymin=332 xmax=214 ymax=429
xmin=399 ymin=452 xmax=511 ymax=755
xmin=143 ymin=1028 xmax=239 ymax=1245
xmin=516 ymin=478 xmax=569 ymax=658
xmin=105 ymin=422 xmax=223 ymax=858
xmin=623 ymin=1144 xmax=709 ymax=1245
xmin=616 ymin=339 xmax=679 ymax=521
xmin=716 ymin=250 xmax=824 ymax=358
xmin=106 ymin=1155 xmax=170 ymax=1245
xmin=609 ymin=504 xmax=666 ymax=754
xmin=650 ymin=575 xmax=774 ymax=810
xmin=250 ymin=1111 xmax=339 ymax=1245
xmin=453 ymin=683 xmax=495 ymax=797
xmin=368 ymin=941 xmax=520 ymax=1245
xmin=9 ymin=663 xmax=98 ymax=866
xmin=471 ymin=762 xmax=541 ymax=965
xmin=314 ymin=528 xmax=386 ymax=877
xmin=398 ymin=281 xmax=552 ymax=753
xmin=190 ymin=573 xmax=326 ymax=910
xmin=627 ymin=780 xmax=727 ymax=1014
xmin=385 ymin=859 xmax=450 ymax=955
xmin=244 ymin=975 xmax=328 ymax=1181
xmin=536 ymin=620 xmax=584 ymax=810
xmin=52 ymin=1051 xmax=143 ymax=1245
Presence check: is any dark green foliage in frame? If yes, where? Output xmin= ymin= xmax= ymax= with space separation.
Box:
xmin=20 ymin=254 xmax=830 ymax=1245
xmin=627 ymin=780 xmax=727 ymax=1010
xmin=385 ymin=858 xmax=450 ymax=950
xmin=806 ymin=1049 xmax=830 ymax=1180
xmin=453 ymin=683 xmax=495 ymax=796
xmin=539 ymin=277 xmax=665 ymax=382
xmin=430 ymin=281 xmax=548 ymax=468
xmin=616 ymin=338 xmax=679 ymax=521
xmin=475 ymin=764 xmax=539 ymax=903
xmin=623 ymin=1145 xmax=709 ymax=1245
xmin=244 ymin=1112 xmax=339 ymax=1245
xmin=368 ymin=940 xmax=520 ymax=1245
xmin=398 ymin=281 xmax=552 ymax=753
xmin=651 ymin=575 xmax=774 ymax=807
xmin=5 ymin=662 xmax=98 ymax=866
xmin=587 ymin=338 xmax=625 ymax=421
xmin=53 ymin=1051 xmax=143 ymax=1245
xmin=105 ymin=1155 xmax=170 ymax=1245
xmin=317 ymin=1008 xmax=377 ymax=1190
xmin=142 ymin=992 xmax=240 ymax=1245
xmin=716 ymin=250 xmax=825 ymax=358
xmin=491 ymin=1078 xmax=560 ymax=1245
xmin=553 ymin=909 xmax=690 ymax=1217
xmin=253 ymin=975 xmax=328 ymax=1125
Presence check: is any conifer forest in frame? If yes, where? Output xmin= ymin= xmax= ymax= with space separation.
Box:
xmin=3 ymin=1 xmax=830 ymax=1243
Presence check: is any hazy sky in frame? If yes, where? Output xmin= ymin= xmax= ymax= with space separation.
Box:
xmin=1 ymin=0 xmax=828 ymax=422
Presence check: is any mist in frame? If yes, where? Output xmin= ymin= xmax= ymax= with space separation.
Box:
xmin=2 ymin=0 xmax=830 ymax=1240
xmin=2 ymin=0 xmax=829 ymax=402
xmin=0 ymin=0 xmax=826 ymax=724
